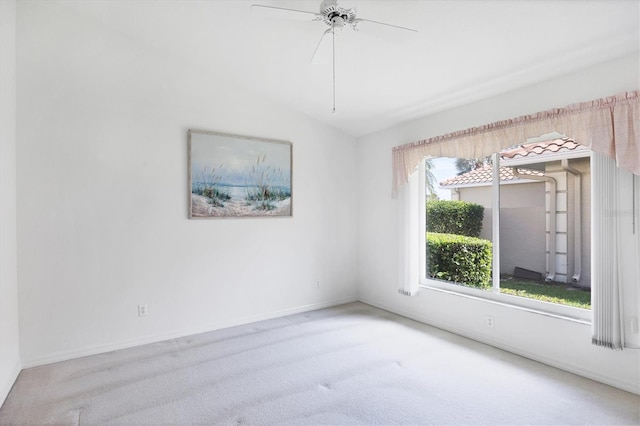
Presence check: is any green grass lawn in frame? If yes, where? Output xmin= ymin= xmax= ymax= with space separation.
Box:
xmin=499 ymin=276 xmax=591 ymax=310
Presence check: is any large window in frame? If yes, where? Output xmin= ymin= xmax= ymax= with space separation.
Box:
xmin=393 ymin=91 xmax=638 ymax=348
xmin=421 ymin=138 xmax=591 ymax=319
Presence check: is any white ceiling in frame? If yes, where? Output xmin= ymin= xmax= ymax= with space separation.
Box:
xmin=60 ymin=0 xmax=639 ymax=138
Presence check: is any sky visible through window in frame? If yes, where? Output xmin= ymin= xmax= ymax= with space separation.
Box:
xmin=430 ymin=157 xmax=457 ymax=200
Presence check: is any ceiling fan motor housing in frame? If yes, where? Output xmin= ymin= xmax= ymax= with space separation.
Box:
xmin=319 ymin=0 xmax=357 ymax=30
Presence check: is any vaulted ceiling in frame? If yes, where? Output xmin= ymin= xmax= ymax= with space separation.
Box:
xmin=58 ymin=0 xmax=639 ymax=137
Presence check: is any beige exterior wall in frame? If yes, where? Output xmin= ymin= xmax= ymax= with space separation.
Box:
xmin=575 ymin=158 xmax=591 ymax=287
xmin=457 ymin=182 xmax=546 ymax=277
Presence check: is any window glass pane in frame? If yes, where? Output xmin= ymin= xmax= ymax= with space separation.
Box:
xmin=424 ymin=139 xmax=592 ymax=311
xmin=426 ymin=156 xmax=494 ymax=291
xmin=497 ymin=139 xmax=591 ymax=309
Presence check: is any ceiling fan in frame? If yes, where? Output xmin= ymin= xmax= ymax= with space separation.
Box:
xmin=252 ymin=0 xmax=418 ymax=114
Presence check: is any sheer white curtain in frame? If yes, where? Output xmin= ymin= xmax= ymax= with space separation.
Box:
xmin=592 ymin=155 xmax=640 ymax=349
xmin=591 ymin=153 xmax=624 ymax=349
xmin=397 ymin=165 xmax=423 ymax=296
xmin=393 ymin=91 xmax=640 ymax=350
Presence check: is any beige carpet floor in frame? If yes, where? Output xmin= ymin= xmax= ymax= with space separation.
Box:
xmin=1 ymin=302 xmax=638 ymax=425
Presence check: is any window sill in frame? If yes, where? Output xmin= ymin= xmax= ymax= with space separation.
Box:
xmin=418 ymin=281 xmax=591 ymax=325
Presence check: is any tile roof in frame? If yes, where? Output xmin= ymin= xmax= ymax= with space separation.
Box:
xmin=500 ymin=138 xmax=588 ymax=160
xmin=439 ymin=138 xmax=588 ymax=188
xmin=439 ymin=166 xmax=544 ymax=187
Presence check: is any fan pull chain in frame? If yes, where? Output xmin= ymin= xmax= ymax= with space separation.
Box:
xmin=332 ymin=20 xmax=336 ymax=114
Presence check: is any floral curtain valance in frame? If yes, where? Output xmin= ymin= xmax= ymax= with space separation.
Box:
xmin=392 ymin=91 xmax=640 ymax=195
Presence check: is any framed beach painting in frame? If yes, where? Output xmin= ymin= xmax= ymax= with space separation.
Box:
xmin=188 ymin=129 xmax=292 ymax=218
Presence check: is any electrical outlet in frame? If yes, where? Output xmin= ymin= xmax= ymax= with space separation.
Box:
xmin=316 ymin=281 xmax=320 ymax=289
xmin=486 ymin=315 xmax=494 ymax=328
xmin=138 ymin=304 xmax=148 ymax=317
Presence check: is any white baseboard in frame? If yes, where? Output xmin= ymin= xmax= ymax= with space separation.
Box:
xmin=359 ymin=297 xmax=640 ymax=396
xmin=0 ymin=359 xmax=22 ymax=409
xmin=21 ymin=296 xmax=358 ymax=369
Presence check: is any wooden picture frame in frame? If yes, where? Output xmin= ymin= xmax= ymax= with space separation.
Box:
xmin=189 ymin=129 xmax=292 ymax=218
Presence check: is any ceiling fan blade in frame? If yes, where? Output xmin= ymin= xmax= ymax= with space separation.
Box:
xmin=251 ymin=4 xmax=320 ymax=21
xmin=311 ymin=29 xmax=332 ymax=64
xmin=354 ymin=18 xmax=418 ymax=34
xmin=353 ymin=18 xmax=418 ymax=46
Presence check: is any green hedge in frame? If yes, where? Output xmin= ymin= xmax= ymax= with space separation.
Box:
xmin=427 ymin=232 xmax=492 ymax=289
xmin=426 ymin=200 xmax=484 ymax=238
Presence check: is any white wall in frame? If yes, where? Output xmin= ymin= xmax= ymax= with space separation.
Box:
xmin=357 ymin=54 xmax=640 ymax=394
xmin=0 ymin=0 xmax=22 ymax=407
xmin=16 ymin=2 xmax=358 ymax=366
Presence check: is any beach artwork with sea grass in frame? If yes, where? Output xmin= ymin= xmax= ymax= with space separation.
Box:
xmin=189 ymin=130 xmax=292 ymax=218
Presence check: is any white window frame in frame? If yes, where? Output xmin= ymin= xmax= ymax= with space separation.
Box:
xmin=417 ymin=154 xmax=592 ymax=323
